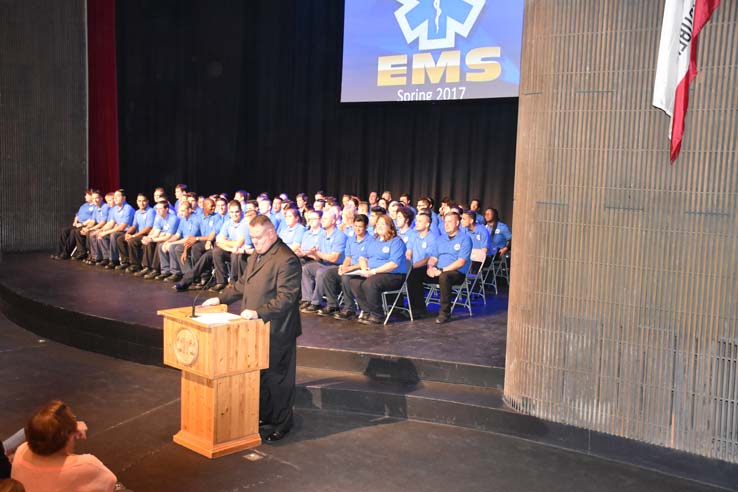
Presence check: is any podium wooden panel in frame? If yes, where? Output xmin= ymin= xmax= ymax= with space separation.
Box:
xmin=158 ymin=306 xmax=269 ymax=458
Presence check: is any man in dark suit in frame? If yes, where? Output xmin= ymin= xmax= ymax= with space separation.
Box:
xmin=202 ymin=214 xmax=302 ymax=442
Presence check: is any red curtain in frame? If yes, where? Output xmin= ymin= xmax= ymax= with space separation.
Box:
xmin=87 ymin=0 xmax=120 ymax=192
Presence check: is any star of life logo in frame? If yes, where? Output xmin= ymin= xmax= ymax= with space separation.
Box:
xmin=394 ymin=0 xmax=486 ymax=51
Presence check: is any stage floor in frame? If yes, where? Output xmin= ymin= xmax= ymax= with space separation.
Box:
xmin=0 ymin=253 xmax=507 ymax=368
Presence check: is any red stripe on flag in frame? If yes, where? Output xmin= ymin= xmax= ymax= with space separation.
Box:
xmin=669 ymin=0 xmax=721 ymax=162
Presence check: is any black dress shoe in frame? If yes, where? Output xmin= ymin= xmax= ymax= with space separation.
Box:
xmin=104 ymin=262 xmax=117 ymax=270
xmin=300 ymin=304 xmax=320 ymax=313
xmin=115 ymin=263 xmax=129 ymax=271
xmin=164 ymin=274 xmax=183 ymax=283
xmin=209 ymin=283 xmax=226 ymax=292
xmin=143 ymin=270 xmax=160 ymax=279
xmin=299 ymin=300 xmax=311 ymax=309
xmin=173 ymin=282 xmax=190 ymax=292
xmin=132 ymin=267 xmax=149 ymax=277
xmin=155 ymin=272 xmax=172 ymax=280
xmin=264 ymin=429 xmax=289 ymax=442
xmin=435 ymin=314 xmax=450 ymax=324
xmin=317 ymin=306 xmax=339 ymax=317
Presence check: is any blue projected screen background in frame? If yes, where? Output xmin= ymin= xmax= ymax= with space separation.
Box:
xmin=341 ymin=0 xmax=524 ymax=103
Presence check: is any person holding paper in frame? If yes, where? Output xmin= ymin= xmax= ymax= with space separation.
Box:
xmin=202 ymin=214 xmax=302 ymax=442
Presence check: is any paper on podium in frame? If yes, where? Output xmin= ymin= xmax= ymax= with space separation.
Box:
xmin=191 ymin=312 xmax=243 ymax=325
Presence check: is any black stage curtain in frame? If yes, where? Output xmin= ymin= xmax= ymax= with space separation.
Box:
xmin=116 ymin=0 xmax=518 ymax=223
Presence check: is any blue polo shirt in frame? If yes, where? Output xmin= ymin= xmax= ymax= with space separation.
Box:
xmin=111 ymin=203 xmax=136 ymax=226
xmin=409 ymin=230 xmax=438 ymax=264
xmin=219 ymin=219 xmax=249 ymax=243
xmin=269 ymin=211 xmax=282 ymax=231
xmin=434 ymin=231 xmax=473 ymax=274
xmin=362 ymin=236 xmax=407 ymax=274
xmin=319 ymin=228 xmax=347 ymax=265
xmin=76 ymin=203 xmax=94 ymax=222
xmin=200 ymin=213 xmax=224 ymax=238
xmin=94 ymin=204 xmax=110 ymax=224
xmin=397 ymin=227 xmax=416 ymax=245
xmin=176 ymin=214 xmax=201 ymax=238
xmin=487 ymin=222 xmax=512 ymax=253
xmin=133 ymin=207 xmax=155 ymax=232
xmin=465 ymin=226 xmax=490 ymax=251
xmin=153 ymin=213 xmax=180 ymax=234
xmin=279 ymin=223 xmax=306 ymax=246
xmin=192 ymin=206 xmax=203 ymax=217
xmin=301 ymin=228 xmax=322 ymax=252
xmin=345 ymin=234 xmax=372 ymax=266
xmin=343 ymin=225 xmax=355 ymax=239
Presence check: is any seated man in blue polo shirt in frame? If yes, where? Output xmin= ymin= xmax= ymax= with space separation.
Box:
xmin=210 ymin=200 xmax=252 ymax=292
xmin=461 ymin=209 xmax=491 ymax=269
xmin=406 ymin=211 xmax=439 ymax=318
xmin=300 ymin=210 xmax=346 ymax=313
xmin=52 ymin=189 xmax=95 ymax=260
xmin=425 ymin=212 xmax=472 ymax=324
xmin=97 ymin=189 xmax=136 ymax=269
xmin=178 ymin=197 xmax=223 ymax=267
xmin=82 ymin=191 xmax=112 ymax=264
xmin=140 ymin=201 xmax=181 ymax=279
xmin=117 ymin=193 xmax=155 ymax=272
xmin=158 ymin=201 xmax=202 ymax=282
xmin=326 ymin=214 xmax=372 ymax=319
xmin=294 ymin=210 xmax=322 ymax=268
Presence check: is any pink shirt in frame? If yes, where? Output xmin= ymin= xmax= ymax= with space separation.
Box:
xmin=11 ymin=443 xmax=116 ymax=492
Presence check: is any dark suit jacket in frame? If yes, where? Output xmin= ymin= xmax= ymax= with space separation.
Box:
xmin=220 ymin=238 xmax=302 ymax=344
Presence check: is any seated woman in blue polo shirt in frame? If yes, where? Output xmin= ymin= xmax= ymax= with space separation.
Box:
xmin=348 ymin=215 xmax=407 ymax=325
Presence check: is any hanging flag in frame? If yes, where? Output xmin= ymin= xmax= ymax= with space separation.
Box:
xmin=652 ymin=0 xmax=721 ymax=162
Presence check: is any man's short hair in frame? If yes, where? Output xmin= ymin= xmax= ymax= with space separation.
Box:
xmin=250 ymin=214 xmax=274 ymax=229
xmin=354 ymin=214 xmax=369 ymax=226
xmin=175 ymin=183 xmax=188 ymax=191
xmin=370 ymin=206 xmax=387 ymax=215
xmin=228 ymin=200 xmax=242 ymax=210
xmin=463 ymin=210 xmax=476 ymax=221
xmin=397 ymin=206 xmax=415 ymax=223
xmin=155 ymin=200 xmax=169 ymax=209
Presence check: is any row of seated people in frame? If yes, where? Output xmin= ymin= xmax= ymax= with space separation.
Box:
xmin=51 ymin=187 xmax=511 ymax=323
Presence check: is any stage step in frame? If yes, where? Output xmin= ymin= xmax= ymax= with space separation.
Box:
xmin=294 ymin=366 xmax=738 ymax=491
xmin=297 ymin=346 xmax=504 ymax=388
xmin=295 ymin=366 xmax=533 ymax=438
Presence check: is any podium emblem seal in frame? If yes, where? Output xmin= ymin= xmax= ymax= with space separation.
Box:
xmin=174 ymin=328 xmax=198 ymax=365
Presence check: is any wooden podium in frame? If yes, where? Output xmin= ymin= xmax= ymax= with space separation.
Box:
xmin=158 ymin=305 xmax=269 ymax=458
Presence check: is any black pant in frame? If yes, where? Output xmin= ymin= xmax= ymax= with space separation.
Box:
xmin=320 ymin=266 xmax=341 ymax=308
xmin=425 ymin=270 xmax=465 ymax=316
xmin=72 ymin=228 xmax=88 ymax=258
xmin=213 ymin=247 xmax=248 ymax=284
xmin=142 ymin=242 xmax=160 ymax=270
xmin=123 ymin=235 xmax=145 ymax=266
xmin=260 ymin=340 xmax=296 ymax=434
xmin=407 ymin=267 xmax=431 ymax=314
xmin=56 ymin=226 xmax=79 ymax=256
xmin=349 ymin=273 xmax=404 ymax=318
xmin=180 ymin=249 xmax=214 ymax=287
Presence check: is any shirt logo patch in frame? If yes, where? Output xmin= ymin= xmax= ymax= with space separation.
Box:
xmin=422 ymin=241 xmax=427 ymax=248
xmin=495 ymin=229 xmax=500 ymax=234
xmin=454 ymin=243 xmax=461 ymax=251
xmin=476 ymin=234 xmax=481 ymax=241
xmin=382 ymin=246 xmax=390 ymax=253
